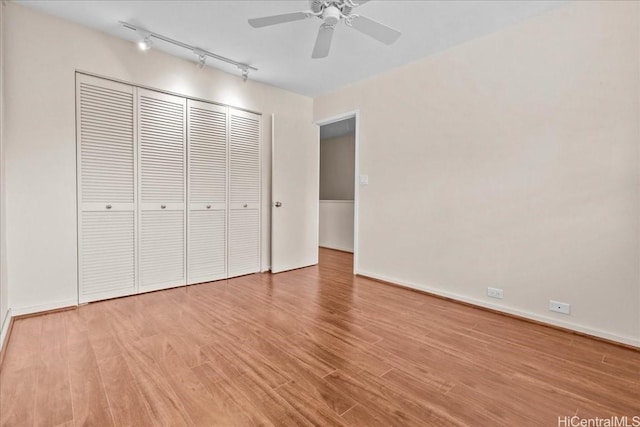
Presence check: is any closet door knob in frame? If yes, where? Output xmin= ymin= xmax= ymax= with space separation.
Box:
xmin=243 ymin=204 xmax=248 ymax=208
xmin=206 ymin=205 xmax=211 ymax=209
xmin=161 ymin=205 xmax=167 ymax=209
xmin=274 ymin=202 xmax=282 ymax=207
xmin=106 ymin=204 xmax=112 ymax=210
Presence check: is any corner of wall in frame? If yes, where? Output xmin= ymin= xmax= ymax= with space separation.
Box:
xmin=0 ymin=308 xmax=11 ymax=356
xmin=0 ymin=0 xmax=10 ymax=353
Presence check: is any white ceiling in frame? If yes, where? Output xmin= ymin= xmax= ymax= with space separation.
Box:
xmin=18 ymin=0 xmax=566 ymax=97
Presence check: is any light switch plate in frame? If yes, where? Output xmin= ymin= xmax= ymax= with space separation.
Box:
xmin=359 ymin=174 xmax=369 ymax=185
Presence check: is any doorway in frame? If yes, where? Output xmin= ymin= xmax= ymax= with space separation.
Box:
xmin=317 ymin=112 xmax=359 ymax=273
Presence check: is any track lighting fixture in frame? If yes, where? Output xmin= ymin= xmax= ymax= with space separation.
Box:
xmin=240 ymin=66 xmax=249 ymax=82
xmin=193 ymin=49 xmax=207 ymax=69
xmin=138 ymin=37 xmax=152 ymax=51
xmin=120 ymin=21 xmax=257 ymax=80
xmin=137 ymin=33 xmax=152 ymax=51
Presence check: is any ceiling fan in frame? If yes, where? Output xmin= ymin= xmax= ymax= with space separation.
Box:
xmin=248 ymin=0 xmax=401 ymax=59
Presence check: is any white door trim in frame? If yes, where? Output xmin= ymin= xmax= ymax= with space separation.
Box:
xmin=315 ymin=110 xmax=360 ymax=275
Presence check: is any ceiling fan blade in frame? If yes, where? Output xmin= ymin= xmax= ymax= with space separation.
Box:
xmin=312 ymin=24 xmax=335 ymax=59
xmin=248 ymin=11 xmax=310 ymax=28
xmin=349 ymin=15 xmax=401 ymax=45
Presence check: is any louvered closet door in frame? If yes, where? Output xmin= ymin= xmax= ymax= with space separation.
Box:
xmin=228 ymin=108 xmax=261 ymax=277
xmin=138 ymin=89 xmax=187 ymax=292
xmin=187 ymin=100 xmax=227 ymax=284
xmin=77 ymin=74 xmax=137 ymax=303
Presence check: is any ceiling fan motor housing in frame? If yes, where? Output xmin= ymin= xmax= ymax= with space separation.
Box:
xmin=323 ymin=6 xmax=341 ymax=26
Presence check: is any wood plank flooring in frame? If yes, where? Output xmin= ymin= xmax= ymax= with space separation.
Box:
xmin=1 ymin=248 xmax=639 ymax=426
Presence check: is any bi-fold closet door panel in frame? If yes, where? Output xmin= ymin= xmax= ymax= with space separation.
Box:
xmin=138 ymin=89 xmax=187 ymax=292
xmin=77 ymin=74 xmax=262 ymax=304
xmin=77 ymin=75 xmax=137 ymax=303
xmin=228 ymin=108 xmax=261 ymax=277
xmin=187 ymin=100 xmax=227 ymax=284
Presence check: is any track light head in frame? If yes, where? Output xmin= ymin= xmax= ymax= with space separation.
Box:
xmin=193 ymin=49 xmax=207 ymax=69
xmin=240 ymin=66 xmax=249 ymax=82
xmin=138 ymin=36 xmax=152 ymax=51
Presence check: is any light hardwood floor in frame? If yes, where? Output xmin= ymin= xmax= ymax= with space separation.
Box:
xmin=1 ymin=248 xmax=639 ymax=426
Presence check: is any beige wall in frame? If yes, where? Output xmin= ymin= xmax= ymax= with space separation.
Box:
xmin=314 ymin=1 xmax=640 ymax=346
xmin=320 ymin=134 xmax=355 ymax=200
xmin=4 ymin=3 xmax=313 ymax=313
xmin=319 ymin=201 xmax=354 ymax=252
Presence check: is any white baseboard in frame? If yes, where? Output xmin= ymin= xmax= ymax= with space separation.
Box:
xmin=357 ymin=269 xmax=640 ymax=349
xmin=0 ymin=307 xmax=12 ymax=352
xmin=10 ymin=299 xmax=78 ymax=317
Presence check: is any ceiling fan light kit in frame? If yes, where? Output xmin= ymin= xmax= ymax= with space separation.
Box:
xmin=248 ymin=0 xmax=402 ymax=59
xmin=322 ymin=5 xmax=341 ymax=26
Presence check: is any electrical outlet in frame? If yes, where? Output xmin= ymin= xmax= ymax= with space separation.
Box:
xmin=487 ymin=287 xmax=503 ymax=299
xmin=549 ymin=300 xmax=570 ymax=315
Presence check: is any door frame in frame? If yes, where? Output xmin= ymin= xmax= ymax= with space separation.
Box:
xmin=315 ymin=110 xmax=360 ymax=274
